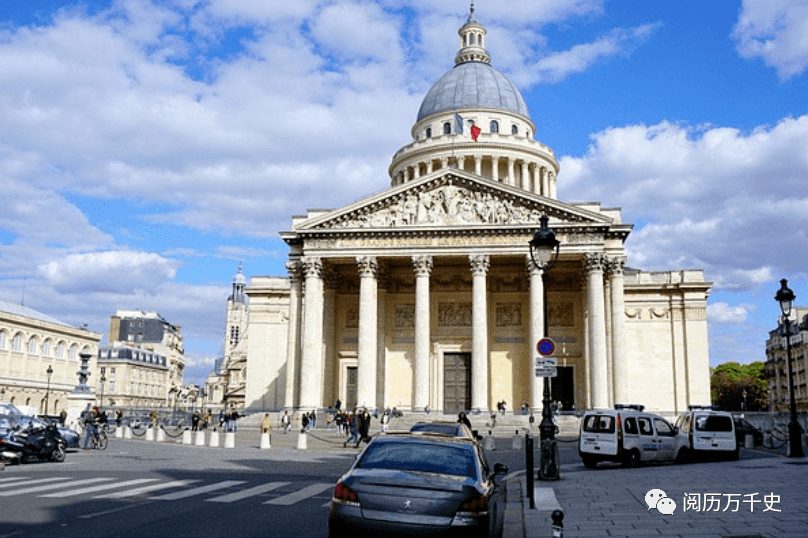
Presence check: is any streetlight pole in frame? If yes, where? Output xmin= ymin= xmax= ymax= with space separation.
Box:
xmin=528 ymin=215 xmax=561 ymax=480
xmin=775 ymin=279 xmax=804 ymax=458
xmin=99 ymin=374 xmax=106 ymax=408
xmin=44 ymin=365 xmax=53 ymax=415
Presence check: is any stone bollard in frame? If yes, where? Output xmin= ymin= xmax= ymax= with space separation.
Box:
xmin=745 ymin=434 xmax=754 ymax=449
xmin=512 ymin=430 xmax=524 ymax=451
xmin=209 ymin=429 xmax=220 ymax=448
xmin=297 ymin=430 xmax=308 ymax=450
xmin=182 ymin=429 xmax=193 ymax=445
xmin=145 ymin=427 xmax=155 ymax=442
xmin=224 ymin=431 xmax=235 ymax=448
xmin=195 ymin=430 xmax=206 ymax=446
xmin=483 ymin=431 xmax=495 ymax=451
xmin=115 ymin=427 xmax=123 ymax=439
xmin=551 ymin=509 xmax=565 ymax=538
xmin=156 ymin=427 xmax=165 ymax=442
xmin=260 ymin=432 xmax=271 ymax=449
xmin=124 ymin=426 xmax=132 ymax=439
xmin=763 ymin=431 xmax=772 ymax=448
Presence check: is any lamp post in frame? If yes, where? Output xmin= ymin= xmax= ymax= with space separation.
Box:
xmin=44 ymin=365 xmax=53 ymax=415
xmin=775 ymin=278 xmax=804 ymax=458
xmin=742 ymin=387 xmax=747 ymax=412
xmin=528 ymin=215 xmax=561 ymax=480
xmin=99 ymin=374 xmax=106 ymax=408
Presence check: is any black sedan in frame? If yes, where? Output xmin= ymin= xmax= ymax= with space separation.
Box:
xmin=734 ymin=417 xmax=764 ymax=446
xmin=328 ymin=432 xmax=508 ymax=538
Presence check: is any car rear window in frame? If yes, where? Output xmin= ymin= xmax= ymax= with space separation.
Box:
xmin=695 ymin=415 xmax=733 ymax=432
xmin=357 ymin=441 xmax=477 ymax=477
xmin=583 ymin=415 xmax=615 ymax=433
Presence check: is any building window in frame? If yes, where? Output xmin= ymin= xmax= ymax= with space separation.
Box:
xmin=69 ymin=345 xmax=78 ymax=360
xmin=230 ymin=326 xmax=240 ymax=346
xmin=109 ymin=381 xmax=115 ymax=393
xmin=0 ymin=331 xmax=6 ymax=349
xmin=511 ymin=124 xmax=518 ymax=135
xmin=110 ymin=367 xmax=116 ymax=376
xmin=12 ymin=334 xmax=22 ymax=352
xmin=443 ymin=122 xmax=451 ymax=135
xmin=42 ymin=340 xmax=51 ymax=357
xmin=27 ymin=337 xmax=37 ymax=354
xmin=425 ymin=127 xmax=432 ymax=138
xmin=490 ymin=120 xmax=499 ymax=134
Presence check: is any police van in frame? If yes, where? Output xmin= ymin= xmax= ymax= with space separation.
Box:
xmin=674 ymin=405 xmax=738 ymax=460
xmin=578 ymin=405 xmax=688 ymax=468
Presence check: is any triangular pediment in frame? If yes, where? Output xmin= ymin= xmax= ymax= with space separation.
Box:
xmin=295 ymin=169 xmax=614 ymax=232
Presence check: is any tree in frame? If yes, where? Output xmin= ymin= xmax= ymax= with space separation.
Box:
xmin=710 ymin=361 xmax=767 ymax=411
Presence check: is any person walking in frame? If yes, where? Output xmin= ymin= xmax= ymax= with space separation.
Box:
xmin=380 ymin=410 xmax=390 ymax=433
xmin=356 ymin=410 xmax=371 ymax=448
xmin=202 ymin=409 xmax=212 ymax=430
xmin=82 ymin=406 xmax=99 ymax=449
xmin=115 ymin=409 xmax=123 ymax=427
xmin=281 ymin=411 xmax=291 ymax=433
xmin=191 ymin=411 xmax=200 ymax=432
xmin=301 ymin=413 xmax=309 ymax=432
xmin=149 ymin=409 xmax=159 ymax=428
xmin=345 ymin=412 xmax=359 ymax=447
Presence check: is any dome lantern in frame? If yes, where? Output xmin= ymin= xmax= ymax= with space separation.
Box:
xmin=455 ymin=2 xmax=490 ymax=65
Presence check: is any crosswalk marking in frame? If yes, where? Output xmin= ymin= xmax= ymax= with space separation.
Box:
xmin=101 ymin=480 xmax=200 ymax=499
xmin=264 ymin=483 xmax=332 ymax=506
xmin=40 ymin=478 xmax=160 ymax=498
xmin=0 ymin=476 xmax=31 ymax=485
xmin=0 ymin=476 xmax=69 ymax=491
xmin=151 ymin=480 xmax=246 ymax=500
xmin=0 ymin=478 xmax=112 ymax=497
xmin=207 ymin=481 xmax=289 ymax=503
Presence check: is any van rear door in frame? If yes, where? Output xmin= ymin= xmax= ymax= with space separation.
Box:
xmin=693 ymin=414 xmax=736 ymax=452
xmin=580 ymin=413 xmax=618 ymax=456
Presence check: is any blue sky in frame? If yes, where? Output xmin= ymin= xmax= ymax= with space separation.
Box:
xmin=2 ymin=0 xmax=808 ymax=386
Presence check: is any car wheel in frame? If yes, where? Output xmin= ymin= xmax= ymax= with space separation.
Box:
xmin=582 ymin=456 xmax=598 ymax=469
xmin=51 ymin=445 xmax=66 ymax=463
xmin=674 ymin=447 xmax=688 ymax=464
xmin=730 ymin=447 xmax=739 ymax=461
xmin=623 ymin=450 xmax=640 ymax=468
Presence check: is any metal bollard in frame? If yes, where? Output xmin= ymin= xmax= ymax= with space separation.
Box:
xmin=551 ymin=509 xmax=564 ymax=537
xmin=525 ymin=434 xmax=535 ymax=509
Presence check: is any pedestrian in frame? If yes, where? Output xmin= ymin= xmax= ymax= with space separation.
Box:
xmin=310 ymin=411 xmax=317 ymax=430
xmin=149 ymin=409 xmax=158 ymax=428
xmin=345 ymin=412 xmax=359 ymax=447
xmin=82 ymin=406 xmax=99 ymax=449
xmin=191 ymin=411 xmax=200 ymax=431
xmin=115 ymin=409 xmax=123 ymax=427
xmin=218 ymin=410 xmax=225 ymax=430
xmin=281 ymin=411 xmax=291 ymax=433
xmin=202 ymin=409 xmax=211 ymax=430
xmin=356 ymin=410 xmax=371 ymax=448
xmin=458 ymin=412 xmax=472 ymax=430
xmin=335 ymin=398 xmax=342 ymax=411
xmin=229 ymin=409 xmax=239 ymax=432
xmin=260 ymin=413 xmax=273 ymax=434
xmin=301 ymin=412 xmax=309 ymax=432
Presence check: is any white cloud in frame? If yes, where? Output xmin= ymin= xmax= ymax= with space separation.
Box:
xmin=707 ymin=302 xmax=751 ymax=324
xmin=733 ymin=0 xmax=808 ymax=81
xmin=37 ymin=251 xmax=179 ymax=294
xmin=559 ymin=116 xmax=808 ymax=289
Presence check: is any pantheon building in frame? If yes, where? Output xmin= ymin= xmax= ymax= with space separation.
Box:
xmin=242 ymin=8 xmax=712 ymax=415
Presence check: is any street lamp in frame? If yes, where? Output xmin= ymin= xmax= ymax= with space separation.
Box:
xmin=742 ymin=387 xmax=747 ymax=412
xmin=99 ymin=374 xmax=106 ymax=408
xmin=528 ymin=214 xmax=561 ymax=480
xmin=775 ymin=278 xmax=804 ymax=458
xmin=44 ymin=365 xmax=53 ymax=415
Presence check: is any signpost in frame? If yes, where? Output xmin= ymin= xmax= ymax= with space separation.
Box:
xmin=535 ymin=338 xmax=557 ymax=377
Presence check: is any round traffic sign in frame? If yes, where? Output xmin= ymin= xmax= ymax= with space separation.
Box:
xmin=537 ymin=338 xmax=555 ymax=356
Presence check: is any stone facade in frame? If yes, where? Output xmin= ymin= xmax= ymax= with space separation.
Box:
xmin=241 ymin=7 xmax=712 ymax=415
xmin=0 ymin=299 xmax=101 ymax=414
xmin=766 ymin=307 xmax=808 ymax=412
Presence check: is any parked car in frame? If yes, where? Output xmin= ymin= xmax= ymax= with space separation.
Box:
xmin=733 ymin=417 xmax=763 ymax=446
xmin=0 ymin=412 xmax=80 ymax=449
xmin=675 ymin=406 xmax=738 ymax=460
xmin=329 ymin=432 xmax=509 ymax=538
xmin=409 ymin=421 xmax=479 ymax=442
xmin=579 ymin=404 xmax=689 ymax=468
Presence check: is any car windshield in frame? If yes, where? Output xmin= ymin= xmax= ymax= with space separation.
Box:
xmin=358 ymin=441 xmax=477 ymax=478
xmin=410 ymin=423 xmax=460 ymax=436
xmin=695 ymin=415 xmax=733 ymax=432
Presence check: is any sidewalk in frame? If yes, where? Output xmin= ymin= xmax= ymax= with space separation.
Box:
xmin=518 ymin=453 xmax=808 ymax=538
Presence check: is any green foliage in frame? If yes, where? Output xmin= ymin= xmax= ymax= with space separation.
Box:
xmin=710 ymin=361 xmax=767 ymax=411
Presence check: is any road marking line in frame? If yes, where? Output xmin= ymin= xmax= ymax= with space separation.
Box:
xmin=0 ymin=476 xmax=31 ymax=484
xmin=102 ymin=480 xmax=200 ymax=499
xmin=207 ymin=482 xmax=289 ymax=503
xmin=0 ymin=478 xmax=113 ymax=497
xmin=264 ymin=483 xmax=332 ymax=506
xmin=40 ymin=478 xmax=159 ymax=498
xmin=151 ymin=480 xmax=246 ymax=500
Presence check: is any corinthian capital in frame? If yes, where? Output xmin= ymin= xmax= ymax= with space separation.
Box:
xmin=607 ymin=256 xmax=627 ymax=277
xmin=285 ymin=260 xmax=302 ymax=282
xmin=356 ymin=256 xmax=379 ymax=278
xmin=412 ymin=255 xmax=434 ymax=277
xmin=469 ymin=254 xmax=490 ymax=276
xmin=300 ymin=256 xmax=323 ymax=280
xmin=584 ymin=253 xmax=606 ymax=274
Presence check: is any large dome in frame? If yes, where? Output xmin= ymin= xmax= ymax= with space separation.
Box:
xmin=417 ymin=61 xmax=531 ymax=122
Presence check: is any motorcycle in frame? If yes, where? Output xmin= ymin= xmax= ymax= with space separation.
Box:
xmin=0 ymin=422 xmax=66 ymax=464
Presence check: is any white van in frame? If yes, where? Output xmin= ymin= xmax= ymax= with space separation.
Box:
xmin=578 ymin=405 xmax=688 ymax=468
xmin=674 ymin=406 xmax=738 ymax=460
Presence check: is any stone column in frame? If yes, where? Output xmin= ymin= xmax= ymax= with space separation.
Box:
xmin=527 ymin=257 xmax=544 ymax=410
xmin=585 ymin=254 xmax=608 ymax=409
xmin=299 ymin=257 xmax=325 ymax=410
xmin=541 ymin=167 xmax=549 ymax=196
xmin=533 ymin=164 xmax=542 ymax=195
xmin=284 ymin=261 xmax=302 ymax=409
xmin=521 ymin=161 xmax=530 ymax=190
xmin=549 ymin=172 xmax=558 ymax=198
xmin=474 ymin=155 xmax=482 ymax=176
xmin=413 ymin=163 xmax=421 ymax=179
xmin=507 ymin=157 xmax=515 ymax=186
xmin=491 ymin=156 xmax=499 ymax=182
xmin=426 ymin=160 xmax=434 ymax=174
xmin=441 ymin=157 xmax=449 ymax=170
xmin=357 ymin=256 xmax=378 ymax=409
xmin=608 ymin=257 xmax=627 ymax=405
xmin=470 ymin=254 xmax=490 ymax=411
xmin=413 ymin=255 xmax=433 ymax=411
xmin=457 ymin=155 xmax=466 ymax=171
